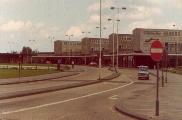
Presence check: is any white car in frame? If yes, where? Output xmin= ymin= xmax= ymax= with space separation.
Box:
xmin=89 ymin=62 xmax=97 ymax=66
xmin=138 ymin=65 xmax=149 ymax=80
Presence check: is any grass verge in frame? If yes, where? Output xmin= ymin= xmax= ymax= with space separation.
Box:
xmin=0 ymin=69 xmax=59 ymax=79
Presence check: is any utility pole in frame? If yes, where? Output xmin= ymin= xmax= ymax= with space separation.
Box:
xmin=98 ymin=0 xmax=102 ymax=80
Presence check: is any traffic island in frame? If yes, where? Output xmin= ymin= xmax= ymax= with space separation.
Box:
xmin=0 ymin=72 xmax=80 ymax=85
xmin=0 ymin=72 xmax=121 ymax=100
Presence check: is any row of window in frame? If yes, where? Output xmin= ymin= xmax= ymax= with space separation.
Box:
xmin=63 ymin=42 xmax=81 ymax=45
xmin=167 ymin=43 xmax=182 ymax=52
xmin=144 ymin=31 xmax=181 ymax=36
xmin=89 ymin=39 xmax=110 ymax=44
xmin=118 ymin=37 xmax=132 ymax=41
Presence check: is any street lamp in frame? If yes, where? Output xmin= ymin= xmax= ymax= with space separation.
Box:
xmin=82 ymin=31 xmax=91 ymax=37
xmin=82 ymin=31 xmax=91 ymax=64
xmin=108 ymin=18 xmax=115 ymax=68
xmin=98 ymin=0 xmax=102 ymax=80
xmin=110 ymin=6 xmax=126 ymax=69
xmin=65 ymin=34 xmax=74 ymax=64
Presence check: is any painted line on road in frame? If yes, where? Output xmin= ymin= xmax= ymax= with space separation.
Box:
xmin=109 ymin=95 xmax=118 ymax=100
xmin=2 ymin=81 xmax=134 ymax=115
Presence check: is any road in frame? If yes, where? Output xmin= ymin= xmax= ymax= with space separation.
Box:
xmin=0 ymin=68 xmax=144 ymax=120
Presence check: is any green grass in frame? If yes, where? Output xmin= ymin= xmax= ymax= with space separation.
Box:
xmin=0 ymin=63 xmax=57 ymax=67
xmin=0 ymin=69 xmax=59 ymax=79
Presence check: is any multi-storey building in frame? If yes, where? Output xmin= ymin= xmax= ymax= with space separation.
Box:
xmin=81 ymin=37 xmax=110 ymax=55
xmin=133 ymin=28 xmax=182 ymax=54
xmin=54 ymin=40 xmax=81 ymax=55
xmin=108 ymin=33 xmax=134 ymax=54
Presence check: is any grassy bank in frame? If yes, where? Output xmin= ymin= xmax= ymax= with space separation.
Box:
xmin=0 ymin=69 xmax=59 ymax=79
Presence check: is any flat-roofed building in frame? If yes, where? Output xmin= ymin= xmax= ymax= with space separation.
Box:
xmin=81 ymin=37 xmax=110 ymax=55
xmin=108 ymin=33 xmax=134 ymax=54
xmin=133 ymin=28 xmax=182 ymax=54
xmin=54 ymin=40 xmax=81 ymax=55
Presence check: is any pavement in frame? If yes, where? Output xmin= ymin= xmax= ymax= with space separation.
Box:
xmin=115 ymin=70 xmax=182 ymax=120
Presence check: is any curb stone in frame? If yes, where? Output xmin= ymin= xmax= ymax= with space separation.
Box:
xmin=114 ymin=103 xmax=152 ymax=120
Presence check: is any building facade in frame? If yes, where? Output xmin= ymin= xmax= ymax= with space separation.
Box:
xmin=133 ymin=28 xmax=182 ymax=54
xmin=108 ymin=33 xmax=134 ymax=54
xmin=81 ymin=37 xmax=110 ymax=55
xmin=54 ymin=40 xmax=81 ymax=55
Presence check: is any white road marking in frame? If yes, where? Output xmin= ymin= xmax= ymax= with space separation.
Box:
xmin=109 ymin=95 xmax=118 ymax=100
xmin=2 ymin=81 xmax=134 ymax=115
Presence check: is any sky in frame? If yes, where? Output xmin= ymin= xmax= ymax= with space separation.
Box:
xmin=0 ymin=0 xmax=182 ymax=53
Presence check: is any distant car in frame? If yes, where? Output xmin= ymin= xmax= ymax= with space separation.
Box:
xmin=89 ymin=62 xmax=97 ymax=66
xmin=138 ymin=65 xmax=149 ymax=80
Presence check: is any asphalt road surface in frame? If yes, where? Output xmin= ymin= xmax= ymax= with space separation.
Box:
xmin=0 ymin=68 xmax=141 ymax=120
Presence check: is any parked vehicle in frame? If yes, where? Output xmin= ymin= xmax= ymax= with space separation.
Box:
xmin=89 ymin=61 xmax=97 ymax=66
xmin=138 ymin=65 xmax=149 ymax=80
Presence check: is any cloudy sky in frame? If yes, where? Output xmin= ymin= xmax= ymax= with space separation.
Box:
xmin=0 ymin=0 xmax=182 ymax=53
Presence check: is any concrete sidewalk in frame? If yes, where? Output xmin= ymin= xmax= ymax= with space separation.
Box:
xmin=115 ymin=70 xmax=182 ymax=120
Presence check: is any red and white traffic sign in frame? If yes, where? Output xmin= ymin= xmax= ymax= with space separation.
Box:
xmin=150 ymin=40 xmax=163 ymax=62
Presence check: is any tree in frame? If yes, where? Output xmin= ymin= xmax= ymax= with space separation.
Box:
xmin=21 ymin=46 xmax=32 ymax=55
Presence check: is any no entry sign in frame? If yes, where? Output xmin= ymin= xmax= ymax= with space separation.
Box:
xmin=150 ymin=40 xmax=163 ymax=62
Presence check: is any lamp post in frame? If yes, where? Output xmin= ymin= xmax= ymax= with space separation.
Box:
xmin=165 ymin=43 xmax=168 ymax=83
xmin=82 ymin=31 xmax=91 ymax=37
xmin=99 ymin=0 xmax=102 ymax=80
xmin=110 ymin=6 xmax=126 ymax=69
xmin=108 ymin=18 xmax=115 ymax=68
xmin=82 ymin=31 xmax=91 ymax=65
xmin=65 ymin=34 xmax=74 ymax=64
xmin=96 ymin=26 xmax=106 ymax=65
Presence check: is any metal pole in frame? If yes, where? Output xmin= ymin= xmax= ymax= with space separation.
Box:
xmin=116 ymin=9 xmax=119 ymax=70
xmin=156 ymin=62 xmax=160 ymax=116
xmin=112 ymin=20 xmax=115 ymax=68
xmin=162 ymin=55 xmax=164 ymax=87
xmin=176 ymin=40 xmax=179 ymax=67
xmin=99 ymin=0 xmax=102 ymax=80
xmin=19 ymin=54 xmax=21 ymax=80
xmin=165 ymin=48 xmax=168 ymax=83
xmin=69 ymin=36 xmax=71 ymax=65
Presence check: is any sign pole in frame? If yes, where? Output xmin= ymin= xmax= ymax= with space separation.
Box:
xmin=150 ymin=40 xmax=163 ymax=117
xmin=165 ymin=47 xmax=168 ymax=83
xmin=162 ymin=55 xmax=164 ymax=87
xmin=156 ymin=62 xmax=159 ymax=116
xmin=18 ymin=54 xmax=21 ymax=81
